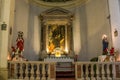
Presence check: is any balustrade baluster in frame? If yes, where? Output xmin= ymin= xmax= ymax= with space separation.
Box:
xmin=112 ymin=62 xmax=116 ymax=80
xmin=81 ymin=64 xmax=84 ymax=80
xmin=24 ymin=63 xmax=29 ymax=80
xmin=17 ymin=63 xmax=21 ymax=78
xmin=22 ymin=63 xmax=26 ymax=79
xmin=101 ymin=63 xmax=106 ymax=80
xmin=34 ymin=64 xmax=38 ymax=79
xmin=30 ymin=63 xmax=34 ymax=80
xmin=42 ymin=64 xmax=46 ymax=80
xmin=28 ymin=63 xmax=32 ymax=79
xmin=39 ymin=64 xmax=43 ymax=79
xmin=91 ymin=64 xmax=95 ymax=80
xmin=96 ymin=63 xmax=100 ymax=80
xmin=86 ymin=64 xmax=90 ymax=80
xmin=107 ymin=63 xmax=112 ymax=80
xmin=14 ymin=63 xmax=17 ymax=79
xmin=19 ymin=63 xmax=23 ymax=79
xmin=36 ymin=64 xmax=40 ymax=80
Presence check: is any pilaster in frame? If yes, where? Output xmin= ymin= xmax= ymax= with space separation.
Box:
xmin=0 ymin=0 xmax=15 ymax=80
xmin=0 ymin=68 xmax=8 ymax=80
xmin=73 ymin=7 xmax=81 ymax=55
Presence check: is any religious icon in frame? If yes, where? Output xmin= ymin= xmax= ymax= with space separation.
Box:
xmin=102 ymin=34 xmax=109 ymax=55
xmin=114 ymin=29 xmax=118 ymax=37
xmin=1 ymin=22 xmax=7 ymax=30
xmin=16 ymin=31 xmax=24 ymax=54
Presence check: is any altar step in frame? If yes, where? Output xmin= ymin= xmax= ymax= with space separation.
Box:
xmin=56 ymin=71 xmax=75 ymax=78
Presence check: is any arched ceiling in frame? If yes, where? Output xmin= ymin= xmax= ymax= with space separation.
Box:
xmin=29 ymin=0 xmax=89 ymax=8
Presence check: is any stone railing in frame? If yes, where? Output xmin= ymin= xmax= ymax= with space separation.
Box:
xmin=75 ymin=62 xmax=120 ymax=80
xmin=8 ymin=61 xmax=120 ymax=80
xmin=8 ymin=61 xmax=56 ymax=80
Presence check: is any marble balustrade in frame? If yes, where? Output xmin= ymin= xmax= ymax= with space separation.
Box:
xmin=8 ymin=61 xmax=56 ymax=80
xmin=75 ymin=62 xmax=120 ymax=80
xmin=8 ymin=61 xmax=120 ymax=80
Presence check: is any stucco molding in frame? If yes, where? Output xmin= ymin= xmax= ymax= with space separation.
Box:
xmin=29 ymin=0 xmax=89 ymax=8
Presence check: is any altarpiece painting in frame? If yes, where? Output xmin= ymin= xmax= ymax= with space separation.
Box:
xmin=48 ymin=25 xmax=65 ymax=53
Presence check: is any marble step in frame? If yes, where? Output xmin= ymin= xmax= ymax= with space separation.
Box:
xmin=56 ymin=78 xmax=75 ymax=80
xmin=56 ymin=71 xmax=75 ymax=78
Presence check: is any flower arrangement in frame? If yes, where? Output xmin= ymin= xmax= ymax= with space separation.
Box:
xmin=102 ymin=47 xmax=115 ymax=56
xmin=110 ymin=47 xmax=114 ymax=56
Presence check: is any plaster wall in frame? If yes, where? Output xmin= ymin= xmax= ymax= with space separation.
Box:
xmin=12 ymin=0 xmax=30 ymax=59
xmin=109 ymin=0 xmax=120 ymax=52
xmin=0 ymin=0 xmax=1 ymax=58
xmin=79 ymin=0 xmax=112 ymax=60
xmin=13 ymin=0 xmax=48 ymax=60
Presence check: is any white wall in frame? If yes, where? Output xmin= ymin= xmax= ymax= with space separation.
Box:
xmin=12 ymin=0 xmax=30 ymax=59
xmin=0 ymin=0 xmax=2 ymax=55
xmin=79 ymin=0 xmax=112 ymax=61
xmin=0 ymin=0 xmax=2 ymax=20
xmin=13 ymin=0 xmax=48 ymax=60
xmin=109 ymin=0 xmax=120 ymax=52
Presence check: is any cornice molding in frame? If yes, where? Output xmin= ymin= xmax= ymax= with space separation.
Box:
xmin=40 ymin=7 xmax=73 ymax=25
xmin=29 ymin=0 xmax=89 ymax=8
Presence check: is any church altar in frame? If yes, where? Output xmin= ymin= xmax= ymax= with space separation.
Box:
xmin=44 ymin=57 xmax=74 ymax=62
xmin=44 ymin=56 xmax=74 ymax=71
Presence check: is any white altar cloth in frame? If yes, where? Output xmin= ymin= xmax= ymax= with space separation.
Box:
xmin=44 ymin=57 xmax=74 ymax=62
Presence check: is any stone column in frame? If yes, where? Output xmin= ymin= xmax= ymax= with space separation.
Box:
xmin=73 ymin=7 xmax=81 ymax=55
xmin=46 ymin=24 xmax=48 ymax=52
xmin=0 ymin=0 xmax=2 ymax=20
xmin=0 ymin=0 xmax=14 ymax=79
xmin=65 ymin=24 xmax=68 ymax=52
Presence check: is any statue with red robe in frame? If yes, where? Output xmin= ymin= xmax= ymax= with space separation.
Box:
xmin=16 ymin=31 xmax=24 ymax=54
